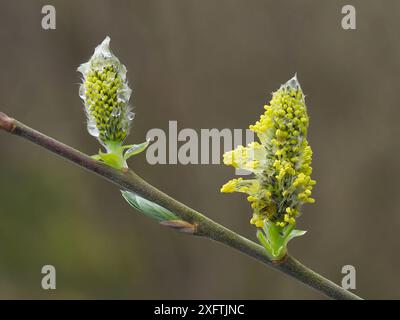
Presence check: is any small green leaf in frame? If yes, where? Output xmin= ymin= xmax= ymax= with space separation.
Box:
xmin=256 ymin=230 xmax=273 ymax=256
xmin=98 ymin=151 xmax=122 ymax=169
xmin=123 ymin=140 xmax=150 ymax=160
xmin=91 ymin=154 xmax=102 ymax=160
xmin=284 ymin=229 xmax=307 ymax=245
xmin=91 ymin=149 xmax=124 ymax=169
xmin=257 ymin=221 xmax=307 ymax=261
xmin=121 ymin=190 xmax=179 ymax=222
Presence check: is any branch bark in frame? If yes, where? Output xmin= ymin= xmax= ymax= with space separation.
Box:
xmin=0 ymin=112 xmax=362 ymax=300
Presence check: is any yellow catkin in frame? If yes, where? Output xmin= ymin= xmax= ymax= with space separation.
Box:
xmin=221 ymin=75 xmax=316 ymax=228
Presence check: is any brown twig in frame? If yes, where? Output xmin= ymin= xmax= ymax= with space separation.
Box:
xmin=0 ymin=112 xmax=362 ymax=300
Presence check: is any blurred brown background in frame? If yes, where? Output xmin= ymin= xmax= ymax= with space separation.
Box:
xmin=0 ymin=0 xmax=399 ymax=299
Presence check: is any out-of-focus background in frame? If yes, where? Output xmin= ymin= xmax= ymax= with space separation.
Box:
xmin=0 ymin=0 xmax=399 ymax=299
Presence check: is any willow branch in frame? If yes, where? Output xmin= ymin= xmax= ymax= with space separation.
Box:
xmin=0 ymin=112 xmax=362 ymax=300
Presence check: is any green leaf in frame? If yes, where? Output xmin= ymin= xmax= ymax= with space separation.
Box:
xmin=98 ymin=151 xmax=122 ymax=169
xmin=257 ymin=221 xmax=307 ymax=261
xmin=284 ymin=229 xmax=307 ymax=245
xmin=263 ymin=221 xmax=280 ymax=244
xmin=91 ymin=154 xmax=102 ymax=160
xmin=121 ymin=191 xmax=179 ymax=222
xmin=256 ymin=230 xmax=272 ymax=255
xmin=123 ymin=140 xmax=150 ymax=160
